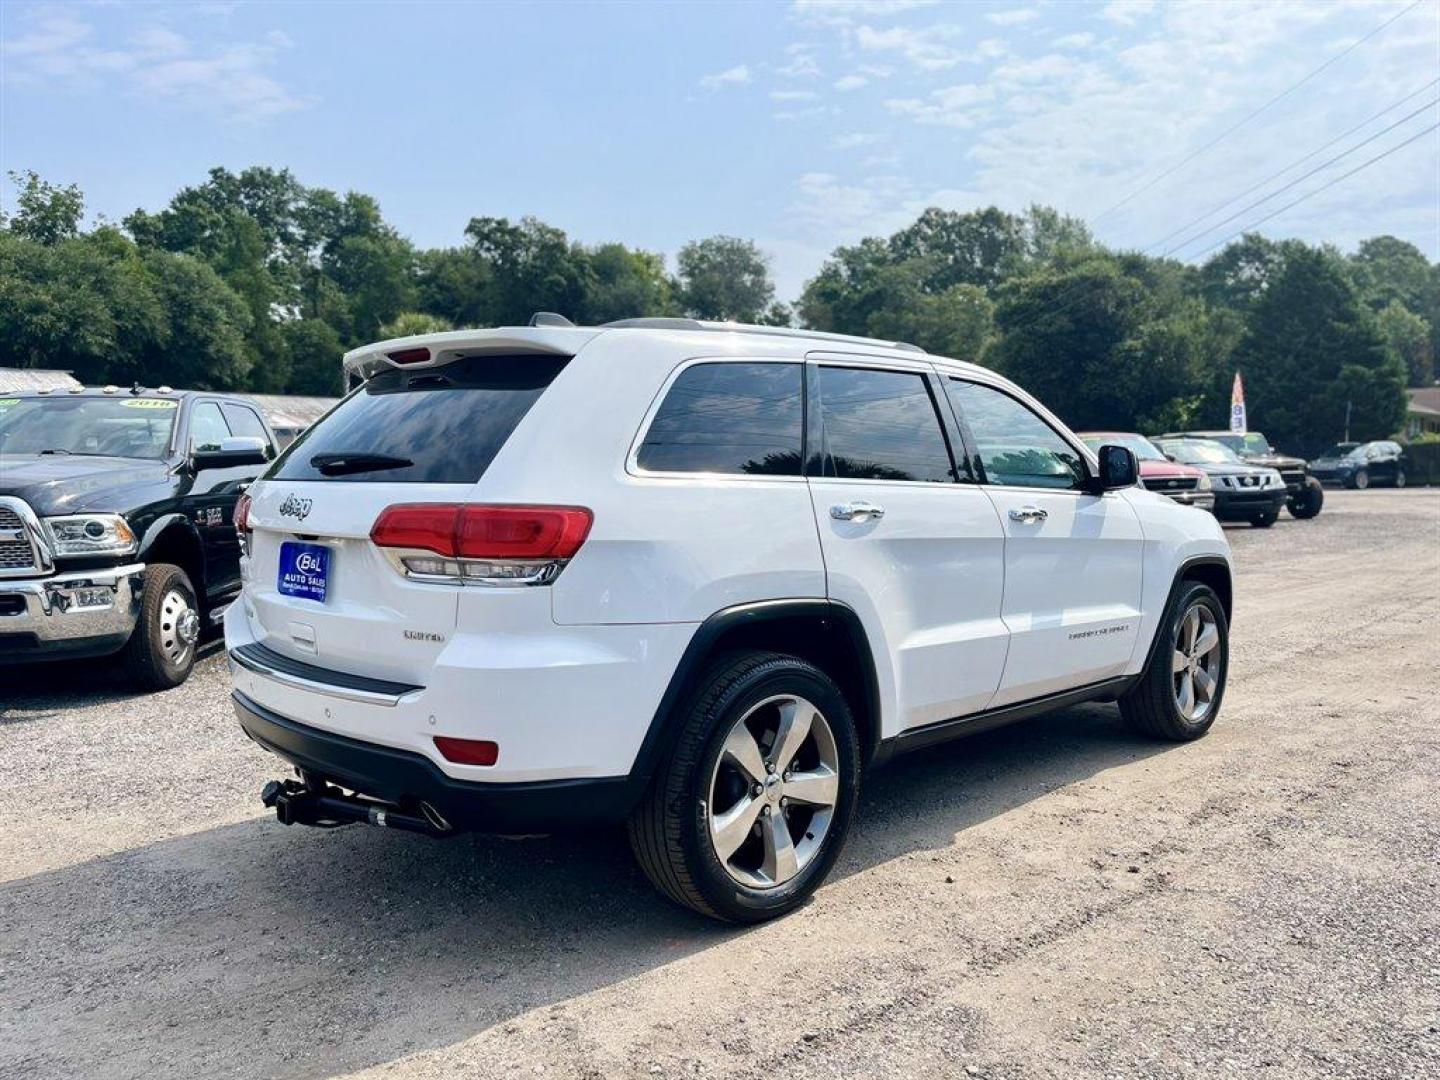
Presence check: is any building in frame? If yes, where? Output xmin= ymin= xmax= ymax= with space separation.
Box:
xmin=1403 ymin=387 xmax=1440 ymax=440
xmin=0 ymin=368 xmax=83 ymax=394
xmin=243 ymin=394 xmax=338 ymax=448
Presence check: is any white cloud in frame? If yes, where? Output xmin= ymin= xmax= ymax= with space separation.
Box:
xmin=779 ymin=45 xmax=822 ymax=78
xmin=1053 ymin=31 xmax=1097 ymax=49
xmin=833 ymin=131 xmax=885 ymax=149
xmin=0 ymin=12 xmax=312 ymax=121
xmin=773 ymin=105 xmax=831 ymax=122
xmin=1100 ymin=0 xmax=1156 ymax=26
xmin=771 ymin=89 xmax=820 ymax=101
xmin=699 ymin=64 xmax=752 ymax=90
xmin=834 ymin=74 xmax=868 ymax=91
xmin=792 ymin=0 xmax=938 ymax=19
xmin=987 ymin=8 xmax=1039 ymax=27
xmin=885 ymin=83 xmax=995 ymax=127
xmin=854 ymin=24 xmax=968 ymax=69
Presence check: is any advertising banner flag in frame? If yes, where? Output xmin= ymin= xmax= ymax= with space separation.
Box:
xmin=1230 ymin=372 xmax=1247 ymax=434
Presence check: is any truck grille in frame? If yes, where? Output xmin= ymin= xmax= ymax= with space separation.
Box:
xmin=1144 ymin=476 xmax=1198 ymax=492
xmin=0 ymin=503 xmax=39 ymax=574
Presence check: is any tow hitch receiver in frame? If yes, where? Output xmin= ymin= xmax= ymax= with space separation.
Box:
xmin=260 ymin=778 xmax=454 ymax=837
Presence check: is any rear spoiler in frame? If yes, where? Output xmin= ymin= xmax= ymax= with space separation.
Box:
xmin=342 ymin=327 xmax=601 ymax=381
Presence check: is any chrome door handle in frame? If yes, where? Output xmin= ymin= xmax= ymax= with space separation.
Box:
xmin=1008 ymin=506 xmax=1048 ymax=523
xmin=831 ymin=501 xmax=885 ymax=522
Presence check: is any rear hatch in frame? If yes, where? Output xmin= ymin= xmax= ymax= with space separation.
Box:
xmin=242 ymin=350 xmax=572 ymax=685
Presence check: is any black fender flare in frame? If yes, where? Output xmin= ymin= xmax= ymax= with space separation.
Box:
xmin=1139 ymin=555 xmax=1232 ymax=674
xmin=621 ymin=598 xmax=881 ymax=805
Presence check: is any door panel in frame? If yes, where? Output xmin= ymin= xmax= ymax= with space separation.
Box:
xmin=982 ymin=489 xmax=1143 ymax=705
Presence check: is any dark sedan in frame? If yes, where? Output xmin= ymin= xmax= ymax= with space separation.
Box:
xmin=1153 ymin=437 xmax=1288 ymax=527
xmin=1308 ymin=441 xmax=1409 ymax=489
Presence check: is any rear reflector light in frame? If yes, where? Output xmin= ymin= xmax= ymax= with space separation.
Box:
xmin=387 ymin=346 xmax=431 ymax=365
xmin=370 ymin=504 xmax=592 ymax=586
xmin=234 ymin=492 xmax=252 ymax=533
xmin=433 ymin=736 xmax=499 ymax=766
xmin=371 ymin=505 xmax=592 ymax=559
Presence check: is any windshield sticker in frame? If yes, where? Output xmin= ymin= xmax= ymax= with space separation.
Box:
xmin=0 ymin=399 xmax=19 ymax=408
xmin=120 ymin=398 xmax=179 ymax=409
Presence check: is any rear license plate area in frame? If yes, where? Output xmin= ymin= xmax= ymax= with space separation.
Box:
xmin=278 ymin=541 xmax=331 ymax=603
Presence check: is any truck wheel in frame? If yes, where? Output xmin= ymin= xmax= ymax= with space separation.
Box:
xmin=1120 ymin=581 xmax=1228 ymax=742
xmin=1350 ymin=469 xmax=1369 ymax=490
xmin=1250 ymin=508 xmax=1279 ymax=527
xmin=628 ymin=651 xmax=861 ymax=923
xmin=119 ymin=564 xmax=201 ymax=691
xmin=1288 ymin=477 xmax=1324 ymax=519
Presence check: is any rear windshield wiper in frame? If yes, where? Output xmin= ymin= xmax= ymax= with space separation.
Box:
xmin=310 ymin=452 xmax=413 ymax=476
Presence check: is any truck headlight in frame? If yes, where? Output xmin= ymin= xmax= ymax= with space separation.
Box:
xmin=44 ymin=514 xmax=138 ymax=557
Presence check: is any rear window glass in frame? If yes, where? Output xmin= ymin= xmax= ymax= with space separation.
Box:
xmin=268 ymin=355 xmax=568 ymax=483
xmin=636 ymin=361 xmax=803 ymax=476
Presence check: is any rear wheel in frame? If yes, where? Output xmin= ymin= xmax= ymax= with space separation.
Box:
xmin=627 ymin=652 xmax=861 ymax=922
xmin=119 ymin=564 xmax=200 ymax=691
xmin=1288 ymin=477 xmax=1324 ymax=519
xmin=1120 ymin=581 xmax=1228 ymax=742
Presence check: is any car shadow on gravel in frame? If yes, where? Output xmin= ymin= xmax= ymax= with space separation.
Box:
xmin=0 ymin=637 xmax=225 ymax=717
xmin=0 ymin=702 xmax=1176 ymax=1080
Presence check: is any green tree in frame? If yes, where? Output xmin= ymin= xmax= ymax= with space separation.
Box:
xmin=282 ymin=319 xmax=346 ymax=396
xmin=579 ymin=243 xmax=675 ymax=323
xmin=1238 ymin=245 xmax=1404 ymax=452
xmin=1349 ymin=236 xmax=1434 ymax=315
xmin=464 ymin=216 xmax=590 ymax=325
xmin=378 ymin=311 xmax=453 ymax=339
xmin=676 ymin=236 xmax=775 ymax=321
xmin=3 ymin=170 xmax=85 ymax=245
xmin=1375 ymin=300 xmax=1434 ymax=388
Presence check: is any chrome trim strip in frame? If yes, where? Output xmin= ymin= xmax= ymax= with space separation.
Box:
xmin=0 ymin=496 xmax=54 ymax=579
xmin=228 ymin=648 xmax=418 ymax=707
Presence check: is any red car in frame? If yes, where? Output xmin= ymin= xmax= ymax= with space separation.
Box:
xmin=1078 ymin=432 xmax=1215 ymax=511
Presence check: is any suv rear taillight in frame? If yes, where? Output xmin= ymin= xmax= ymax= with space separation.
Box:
xmin=370 ymin=504 xmax=592 ymax=587
xmin=235 ymin=492 xmax=252 ymax=556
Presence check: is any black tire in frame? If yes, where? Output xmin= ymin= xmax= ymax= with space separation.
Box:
xmin=1249 ymin=508 xmax=1279 ymax=528
xmin=118 ymin=564 xmax=200 ymax=691
xmin=1350 ymin=468 xmax=1369 ymax=490
xmin=1287 ymin=477 xmax=1324 ymax=519
xmin=627 ymin=651 xmax=861 ymax=923
xmin=1395 ymin=469 xmax=1406 ymax=489
xmin=1119 ymin=581 xmax=1228 ymax=742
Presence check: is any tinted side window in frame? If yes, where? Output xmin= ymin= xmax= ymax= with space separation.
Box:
xmin=270 ymin=355 xmax=567 ymax=484
xmin=189 ymin=402 xmax=230 ymax=452
xmin=814 ymin=367 xmax=954 ymax=483
xmin=948 ymin=380 xmax=1085 ymax=490
xmin=636 ymin=362 xmax=803 ymax=476
xmin=222 ymin=403 xmax=270 ymax=448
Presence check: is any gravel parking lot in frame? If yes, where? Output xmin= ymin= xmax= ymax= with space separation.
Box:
xmin=2 ymin=488 xmax=1437 ymax=1080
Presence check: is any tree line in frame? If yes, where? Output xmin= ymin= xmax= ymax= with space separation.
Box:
xmin=2 ymin=166 xmax=1433 ymax=454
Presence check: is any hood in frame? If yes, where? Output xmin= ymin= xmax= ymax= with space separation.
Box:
xmin=1138 ymin=459 xmax=1204 ymax=480
xmin=0 ymin=454 xmax=172 ymax=516
xmin=1242 ymin=452 xmax=1305 ymax=469
xmin=1185 ymin=461 xmax=1271 ymax=479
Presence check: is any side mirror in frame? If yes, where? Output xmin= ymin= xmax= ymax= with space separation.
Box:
xmin=1090 ymin=444 xmax=1138 ymax=493
xmin=191 ymin=435 xmax=268 ymax=472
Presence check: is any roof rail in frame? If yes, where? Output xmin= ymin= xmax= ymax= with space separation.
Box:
xmin=598 ymin=317 xmax=926 ymax=355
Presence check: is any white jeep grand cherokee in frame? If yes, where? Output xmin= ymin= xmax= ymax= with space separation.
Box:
xmin=226 ymin=317 xmax=1232 ymax=922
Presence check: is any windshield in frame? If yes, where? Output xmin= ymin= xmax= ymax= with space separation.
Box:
xmin=1079 ymin=433 xmax=1166 ymax=461
xmin=1205 ymin=432 xmax=1270 ymax=456
xmin=1319 ymin=443 xmax=1363 ymax=460
xmin=0 ymin=396 xmax=178 ymax=459
xmin=1155 ymin=438 xmax=1241 ymax=465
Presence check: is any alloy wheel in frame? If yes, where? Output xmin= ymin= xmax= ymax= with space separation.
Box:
xmin=707 ymin=694 xmax=840 ymax=889
xmin=159 ymin=587 xmax=199 ymax=667
xmin=1172 ymin=604 xmax=1221 ymax=724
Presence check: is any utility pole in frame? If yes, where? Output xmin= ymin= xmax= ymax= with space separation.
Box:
xmin=1344 ymin=400 xmax=1352 ymax=443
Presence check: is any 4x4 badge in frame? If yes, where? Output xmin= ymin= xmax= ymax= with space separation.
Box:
xmin=278 ymin=494 xmax=313 ymax=521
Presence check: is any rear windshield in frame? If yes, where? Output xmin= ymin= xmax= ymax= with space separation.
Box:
xmin=268 ymin=355 xmax=568 ymax=483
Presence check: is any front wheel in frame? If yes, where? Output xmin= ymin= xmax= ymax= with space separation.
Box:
xmin=118 ymin=564 xmax=201 ymax=691
xmin=1395 ymin=469 xmax=1406 ymax=489
xmin=1350 ymin=469 xmax=1369 ymax=490
xmin=1250 ymin=508 xmax=1279 ymax=528
xmin=628 ymin=652 xmax=861 ymax=922
xmin=1288 ymin=477 xmax=1324 ymax=519
xmin=1120 ymin=581 xmax=1228 ymax=742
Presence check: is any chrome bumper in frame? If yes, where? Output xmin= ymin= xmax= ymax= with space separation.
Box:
xmin=0 ymin=563 xmax=145 ymax=649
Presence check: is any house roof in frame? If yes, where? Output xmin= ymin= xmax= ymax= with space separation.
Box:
xmin=243 ymin=394 xmax=338 ymax=431
xmin=1406 ymin=387 xmax=1440 ymax=418
xmin=0 ymin=368 xmax=83 ymax=393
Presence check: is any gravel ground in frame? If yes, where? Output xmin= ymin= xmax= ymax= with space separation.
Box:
xmin=2 ymin=488 xmax=1437 ymax=1080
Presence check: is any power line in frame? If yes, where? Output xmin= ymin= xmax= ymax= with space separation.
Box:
xmin=1191 ymin=121 xmax=1440 ymax=259
xmin=1143 ymin=76 xmax=1440 ymax=254
xmin=1161 ymin=95 xmax=1440 ymax=257
xmin=1091 ymin=0 xmax=1425 ymax=225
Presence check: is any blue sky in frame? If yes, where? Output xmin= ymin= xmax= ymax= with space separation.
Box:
xmin=2 ymin=1 xmax=1437 ymax=302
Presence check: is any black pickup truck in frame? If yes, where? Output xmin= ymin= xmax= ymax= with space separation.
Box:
xmin=0 ymin=387 xmax=275 ymax=688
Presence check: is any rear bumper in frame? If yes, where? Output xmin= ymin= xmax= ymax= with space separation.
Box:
xmin=0 ymin=563 xmax=144 ymax=663
xmin=234 ymin=691 xmax=641 ymax=831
